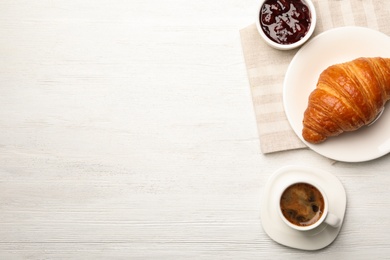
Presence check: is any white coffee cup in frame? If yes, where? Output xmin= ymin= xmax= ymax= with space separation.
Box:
xmin=278 ymin=181 xmax=340 ymax=231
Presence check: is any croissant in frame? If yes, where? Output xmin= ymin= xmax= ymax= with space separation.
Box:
xmin=302 ymin=57 xmax=390 ymax=144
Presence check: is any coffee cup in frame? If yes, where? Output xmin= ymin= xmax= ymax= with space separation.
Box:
xmin=278 ymin=181 xmax=340 ymax=231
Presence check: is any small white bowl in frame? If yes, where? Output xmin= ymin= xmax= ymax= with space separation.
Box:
xmin=255 ymin=0 xmax=317 ymax=50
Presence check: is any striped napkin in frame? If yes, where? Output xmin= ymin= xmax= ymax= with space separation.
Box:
xmin=240 ymin=0 xmax=390 ymax=154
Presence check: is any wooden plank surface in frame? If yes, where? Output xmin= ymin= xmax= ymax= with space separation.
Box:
xmin=1 ymin=0 xmax=390 ymax=259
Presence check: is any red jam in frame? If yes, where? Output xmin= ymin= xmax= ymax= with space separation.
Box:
xmin=259 ymin=0 xmax=311 ymax=45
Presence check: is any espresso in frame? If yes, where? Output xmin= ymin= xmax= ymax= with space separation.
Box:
xmin=280 ymin=183 xmax=324 ymax=227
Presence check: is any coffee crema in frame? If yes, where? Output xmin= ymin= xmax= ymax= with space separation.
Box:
xmin=280 ymin=183 xmax=324 ymax=227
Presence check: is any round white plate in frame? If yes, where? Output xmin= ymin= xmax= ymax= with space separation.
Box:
xmin=283 ymin=26 xmax=390 ymax=162
xmin=260 ymin=165 xmax=347 ymax=251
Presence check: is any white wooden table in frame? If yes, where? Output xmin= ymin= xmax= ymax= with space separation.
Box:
xmin=1 ymin=1 xmax=390 ymax=259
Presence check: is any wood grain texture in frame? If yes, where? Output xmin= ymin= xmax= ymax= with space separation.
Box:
xmin=1 ymin=0 xmax=390 ymax=259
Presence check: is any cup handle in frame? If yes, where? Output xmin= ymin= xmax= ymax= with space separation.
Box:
xmin=324 ymin=212 xmax=341 ymax=228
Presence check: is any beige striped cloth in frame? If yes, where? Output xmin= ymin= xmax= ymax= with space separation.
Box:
xmin=240 ymin=0 xmax=390 ymax=154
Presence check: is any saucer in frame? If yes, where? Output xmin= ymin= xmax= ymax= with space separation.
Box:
xmin=260 ymin=165 xmax=347 ymax=250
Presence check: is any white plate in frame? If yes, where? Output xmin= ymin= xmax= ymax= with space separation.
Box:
xmin=283 ymin=26 xmax=390 ymax=162
xmin=260 ymin=165 xmax=346 ymax=251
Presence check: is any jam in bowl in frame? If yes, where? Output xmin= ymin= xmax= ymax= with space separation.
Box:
xmin=256 ymin=0 xmax=316 ymax=50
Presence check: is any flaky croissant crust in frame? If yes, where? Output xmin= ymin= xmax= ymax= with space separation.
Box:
xmin=302 ymin=57 xmax=390 ymax=144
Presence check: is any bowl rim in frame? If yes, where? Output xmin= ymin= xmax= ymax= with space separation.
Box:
xmin=255 ymin=0 xmax=317 ymax=50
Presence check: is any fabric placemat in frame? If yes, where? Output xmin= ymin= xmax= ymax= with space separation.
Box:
xmin=240 ymin=0 xmax=390 ymax=154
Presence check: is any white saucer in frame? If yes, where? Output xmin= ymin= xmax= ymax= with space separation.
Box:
xmin=260 ymin=165 xmax=347 ymax=250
